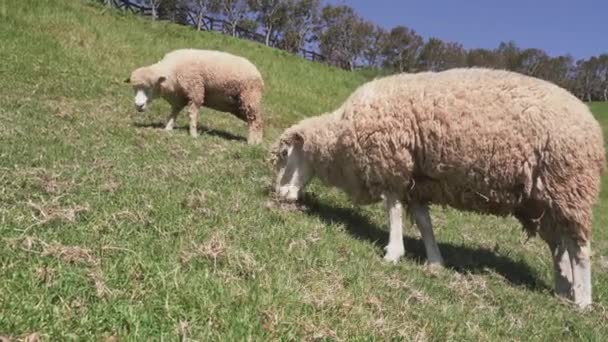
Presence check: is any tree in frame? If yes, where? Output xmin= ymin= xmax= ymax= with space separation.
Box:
xmin=247 ymin=0 xmax=289 ymax=46
xmin=361 ymin=25 xmax=386 ymax=68
xmin=518 ymin=48 xmax=549 ymax=76
xmin=466 ymin=48 xmax=501 ymax=68
xmin=573 ymin=55 xmax=608 ymax=102
xmin=188 ymin=0 xmax=218 ymax=31
xmin=536 ymin=55 xmax=574 ymax=90
xmin=417 ymin=38 xmax=468 ymax=72
xmin=597 ymin=54 xmax=608 ymax=101
xmin=495 ymin=40 xmax=521 ymax=70
xmin=149 ymin=0 xmax=162 ymax=20
xmin=315 ymin=5 xmax=373 ymax=70
xmin=278 ymin=0 xmax=320 ymax=54
xmin=442 ymin=42 xmax=468 ymax=69
xmin=238 ymin=18 xmax=260 ymax=33
xmin=150 ymin=0 xmax=189 ymax=23
xmin=574 ymin=58 xmax=599 ymax=102
xmin=211 ymin=0 xmax=250 ymax=36
xmin=417 ymin=37 xmax=444 ymax=71
xmin=380 ymin=26 xmax=423 ymax=72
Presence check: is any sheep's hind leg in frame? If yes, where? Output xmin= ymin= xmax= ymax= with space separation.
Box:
xmin=187 ymin=102 xmax=200 ymax=138
xmin=383 ymin=193 xmax=405 ymax=263
xmin=410 ymin=203 xmax=444 ymax=267
xmin=247 ymin=117 xmax=263 ymax=145
xmin=565 ymin=236 xmax=592 ymax=309
xmin=238 ymin=91 xmax=263 ymax=145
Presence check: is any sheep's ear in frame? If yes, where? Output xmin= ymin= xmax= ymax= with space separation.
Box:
xmin=291 ymin=132 xmax=304 ymax=146
xmin=124 ymin=77 xmax=130 ymax=83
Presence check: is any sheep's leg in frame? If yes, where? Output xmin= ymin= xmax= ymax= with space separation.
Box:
xmin=545 ymin=237 xmax=573 ymax=299
xmin=565 ymin=236 xmax=592 ymax=309
xmin=238 ymin=90 xmax=263 ymax=145
xmin=164 ymin=105 xmax=182 ymax=131
xmin=187 ymin=102 xmax=200 ymax=138
xmin=247 ymin=116 xmax=263 ymax=145
xmin=383 ymin=193 xmax=405 ymax=263
xmin=410 ymin=203 xmax=444 ymax=266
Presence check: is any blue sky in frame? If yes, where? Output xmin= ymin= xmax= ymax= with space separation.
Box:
xmin=327 ymin=0 xmax=607 ymax=60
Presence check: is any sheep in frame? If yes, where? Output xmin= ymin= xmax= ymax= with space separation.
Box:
xmin=272 ymin=68 xmax=606 ymax=309
xmin=126 ymin=49 xmax=264 ymax=145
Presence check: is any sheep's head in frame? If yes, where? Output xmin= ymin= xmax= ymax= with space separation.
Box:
xmin=271 ymin=131 xmax=313 ymax=202
xmin=124 ymin=66 xmax=167 ymax=112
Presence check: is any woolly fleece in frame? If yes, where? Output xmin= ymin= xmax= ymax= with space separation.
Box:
xmin=128 ymin=49 xmax=264 ymax=144
xmin=275 ymin=67 xmax=606 ymax=243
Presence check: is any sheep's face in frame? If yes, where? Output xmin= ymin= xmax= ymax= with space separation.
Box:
xmin=132 ymin=87 xmax=152 ymax=112
xmin=125 ymin=67 xmax=166 ymax=112
xmin=273 ymin=133 xmax=313 ymax=202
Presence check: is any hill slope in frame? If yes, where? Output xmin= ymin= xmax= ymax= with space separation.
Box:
xmin=1 ymin=0 xmax=607 ymax=339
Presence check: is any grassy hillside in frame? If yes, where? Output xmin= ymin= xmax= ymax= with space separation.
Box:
xmin=1 ymin=0 xmax=607 ymax=340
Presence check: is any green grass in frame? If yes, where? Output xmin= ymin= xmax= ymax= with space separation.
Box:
xmin=1 ymin=0 xmax=608 ymax=340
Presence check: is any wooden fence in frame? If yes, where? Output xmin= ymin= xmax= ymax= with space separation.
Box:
xmin=109 ymin=0 xmax=327 ymax=64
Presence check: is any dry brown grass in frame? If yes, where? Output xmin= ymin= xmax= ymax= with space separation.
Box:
xmin=300 ymin=322 xmax=340 ymax=342
xmin=27 ymin=198 xmax=89 ymax=226
xmin=0 ymin=333 xmax=44 ymax=342
xmin=34 ymin=266 xmax=56 ymax=286
xmin=175 ymin=320 xmax=190 ymax=342
xmin=87 ymin=267 xmax=112 ymax=299
xmin=179 ymin=233 xmax=226 ymax=268
xmin=42 ymin=243 xmax=98 ymax=265
xmin=8 ymin=236 xmax=113 ymax=299
xmin=300 ymin=269 xmax=353 ymax=311
xmin=181 ymin=189 xmax=212 ymax=215
xmin=179 ymin=233 xmax=259 ymax=283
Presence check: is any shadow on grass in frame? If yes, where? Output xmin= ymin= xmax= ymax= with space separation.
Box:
xmin=300 ymin=193 xmax=549 ymax=292
xmin=133 ymin=122 xmax=246 ymax=142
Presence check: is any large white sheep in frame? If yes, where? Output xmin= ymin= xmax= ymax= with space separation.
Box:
xmin=126 ymin=49 xmax=264 ymax=144
xmin=272 ymin=68 xmax=606 ymax=308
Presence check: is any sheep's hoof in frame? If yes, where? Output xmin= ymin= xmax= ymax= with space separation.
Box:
xmin=424 ymin=262 xmax=444 ymax=273
xmin=164 ymin=126 xmax=174 ymax=132
xmin=190 ymin=131 xmax=199 ymax=138
xmin=247 ymin=138 xmax=262 ymax=145
xmin=383 ymin=246 xmax=404 ymax=264
xmin=247 ymin=132 xmax=263 ymax=145
xmin=573 ymin=297 xmax=592 ymax=311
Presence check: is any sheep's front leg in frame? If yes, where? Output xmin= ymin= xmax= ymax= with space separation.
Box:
xmin=565 ymin=237 xmax=592 ymax=309
xmin=383 ymin=193 xmax=405 ymax=263
xmin=410 ymin=203 xmax=444 ymax=266
xmin=164 ymin=105 xmax=182 ymax=131
xmin=187 ymin=102 xmax=200 ymax=137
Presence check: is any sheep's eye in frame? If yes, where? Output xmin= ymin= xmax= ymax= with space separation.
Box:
xmin=280 ymin=147 xmax=289 ymax=159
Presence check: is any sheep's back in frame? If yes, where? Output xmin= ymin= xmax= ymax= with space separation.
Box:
xmin=341 ymin=68 xmax=605 ymax=220
xmin=161 ymin=49 xmax=263 ymax=92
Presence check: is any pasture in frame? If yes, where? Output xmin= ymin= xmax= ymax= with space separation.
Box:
xmin=1 ymin=1 xmax=607 ymax=339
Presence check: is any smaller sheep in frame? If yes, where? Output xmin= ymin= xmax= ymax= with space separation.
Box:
xmin=272 ymin=68 xmax=605 ymax=309
xmin=126 ymin=49 xmax=264 ymax=144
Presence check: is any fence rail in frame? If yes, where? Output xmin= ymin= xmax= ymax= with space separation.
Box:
xmin=108 ymin=0 xmax=327 ymax=65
